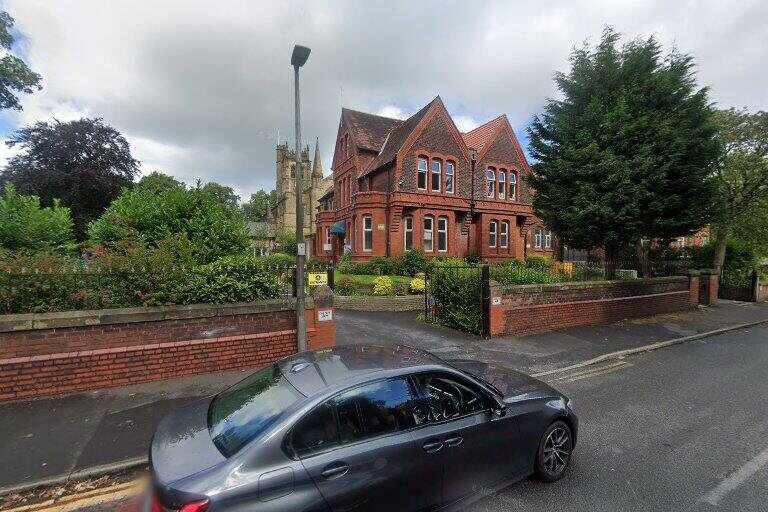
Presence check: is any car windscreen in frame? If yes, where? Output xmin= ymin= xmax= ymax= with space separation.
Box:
xmin=208 ymin=364 xmax=303 ymax=457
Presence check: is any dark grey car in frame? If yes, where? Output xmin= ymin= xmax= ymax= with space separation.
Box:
xmin=148 ymin=344 xmax=578 ymax=512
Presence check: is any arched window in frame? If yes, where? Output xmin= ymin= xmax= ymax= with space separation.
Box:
xmin=486 ymin=169 xmax=496 ymax=198
xmin=509 ymin=172 xmax=517 ymax=200
xmin=423 ymin=216 xmax=434 ymax=252
xmin=489 ymin=220 xmax=497 ymax=248
xmin=417 ymin=158 xmax=427 ymax=190
xmin=445 ymin=162 xmax=455 ymax=193
xmin=498 ymin=170 xmax=506 ymax=199
xmin=437 ymin=217 xmax=448 ymax=252
xmin=500 ymin=221 xmax=509 ymax=248
xmin=404 ymin=216 xmax=413 ymax=250
xmin=431 ymin=160 xmax=442 ymax=192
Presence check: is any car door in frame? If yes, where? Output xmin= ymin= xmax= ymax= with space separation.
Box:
xmin=409 ymin=372 xmax=521 ymax=508
xmin=294 ymin=378 xmax=439 ymax=512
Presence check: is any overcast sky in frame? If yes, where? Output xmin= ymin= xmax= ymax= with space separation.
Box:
xmin=1 ymin=0 xmax=766 ymax=200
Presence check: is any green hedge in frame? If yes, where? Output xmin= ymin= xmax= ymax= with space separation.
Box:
xmin=429 ymin=263 xmax=483 ymax=334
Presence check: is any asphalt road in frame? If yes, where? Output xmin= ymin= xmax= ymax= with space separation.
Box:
xmin=70 ymin=324 xmax=768 ymax=512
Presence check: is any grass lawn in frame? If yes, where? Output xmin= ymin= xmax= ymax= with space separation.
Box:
xmin=334 ymin=272 xmax=412 ymax=286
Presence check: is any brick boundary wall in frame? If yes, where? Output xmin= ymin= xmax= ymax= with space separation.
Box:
xmin=758 ymin=282 xmax=768 ymax=302
xmin=0 ymin=287 xmax=336 ymax=402
xmin=489 ymin=275 xmax=705 ymax=337
xmin=334 ymin=294 xmax=423 ymax=312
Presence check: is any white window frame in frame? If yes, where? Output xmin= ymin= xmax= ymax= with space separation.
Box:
xmin=325 ymin=227 xmax=331 ymax=247
xmin=486 ymin=169 xmax=496 ymax=198
xmin=534 ymin=228 xmax=543 ymax=249
xmin=500 ymin=221 xmax=509 ymax=248
xmin=445 ymin=162 xmax=455 ymax=194
xmin=509 ymin=171 xmax=517 ymax=200
xmin=431 ymin=160 xmax=441 ymax=192
xmin=437 ymin=217 xmax=448 ymax=252
xmin=544 ymin=230 xmax=552 ymax=250
xmin=498 ymin=170 xmax=506 ymax=199
xmin=363 ymin=215 xmax=373 ymax=252
xmin=404 ymin=216 xmax=413 ymax=250
xmin=423 ymin=216 xmax=434 ymax=252
xmin=489 ymin=221 xmax=497 ymax=248
xmin=417 ymin=158 xmax=428 ymax=190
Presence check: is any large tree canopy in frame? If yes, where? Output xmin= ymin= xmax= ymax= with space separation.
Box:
xmin=0 ymin=117 xmax=139 ymax=239
xmin=243 ymin=189 xmax=276 ymax=222
xmin=710 ymin=108 xmax=768 ymax=269
xmin=527 ymin=27 xmax=720 ymax=275
xmin=0 ymin=11 xmax=41 ymax=111
xmin=87 ymin=177 xmax=250 ymax=264
xmin=0 ymin=183 xmax=74 ymax=251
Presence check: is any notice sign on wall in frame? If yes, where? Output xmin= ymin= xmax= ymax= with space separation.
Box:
xmin=317 ymin=309 xmax=333 ymax=322
xmin=308 ymin=272 xmax=328 ymax=286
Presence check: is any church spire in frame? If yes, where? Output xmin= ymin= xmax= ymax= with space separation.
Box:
xmin=312 ymin=137 xmax=324 ymax=176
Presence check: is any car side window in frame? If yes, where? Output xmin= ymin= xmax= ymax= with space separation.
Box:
xmin=289 ymin=403 xmax=339 ymax=458
xmin=333 ymin=378 xmax=417 ymax=443
xmin=411 ymin=373 xmax=490 ymax=424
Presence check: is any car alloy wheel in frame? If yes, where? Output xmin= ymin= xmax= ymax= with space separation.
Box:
xmin=542 ymin=425 xmax=572 ymax=477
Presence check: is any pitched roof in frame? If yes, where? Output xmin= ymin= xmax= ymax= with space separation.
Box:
xmin=462 ymin=115 xmax=506 ymax=154
xmin=342 ymin=108 xmax=401 ymax=152
xmin=365 ymin=97 xmax=439 ymax=174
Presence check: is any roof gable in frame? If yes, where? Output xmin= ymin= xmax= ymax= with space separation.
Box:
xmin=342 ymin=108 xmax=401 ymax=152
xmin=462 ymin=115 xmax=505 ymax=155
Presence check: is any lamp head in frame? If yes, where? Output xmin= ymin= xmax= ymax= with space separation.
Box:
xmin=291 ymin=45 xmax=311 ymax=67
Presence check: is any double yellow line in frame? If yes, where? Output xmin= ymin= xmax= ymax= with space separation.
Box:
xmin=3 ymin=480 xmax=143 ymax=512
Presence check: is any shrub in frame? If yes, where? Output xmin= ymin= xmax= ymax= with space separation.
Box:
xmin=262 ymin=252 xmax=294 ymax=269
xmin=401 ymin=249 xmax=428 ymax=276
xmin=410 ymin=277 xmax=426 ymax=293
xmin=185 ymin=254 xmax=281 ymax=304
xmin=372 ymin=276 xmax=393 ymax=296
xmin=430 ymin=265 xmax=483 ymax=334
xmin=524 ymin=255 xmax=554 ymax=272
xmin=491 ymin=264 xmax=556 ymax=286
xmin=0 ymin=184 xmax=76 ymax=251
xmin=336 ymin=252 xmax=355 ymax=274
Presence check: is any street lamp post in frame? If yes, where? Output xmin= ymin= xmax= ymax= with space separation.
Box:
xmin=291 ymin=44 xmax=310 ymax=352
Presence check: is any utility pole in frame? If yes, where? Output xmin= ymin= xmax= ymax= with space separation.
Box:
xmin=291 ymin=44 xmax=311 ymax=351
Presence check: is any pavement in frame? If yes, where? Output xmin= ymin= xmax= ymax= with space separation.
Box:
xmin=1 ymin=299 xmax=767 ymax=499
xmin=45 ymin=318 xmax=768 ymax=512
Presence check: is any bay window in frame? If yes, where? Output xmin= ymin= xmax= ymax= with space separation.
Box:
xmin=423 ymin=216 xmax=434 ymax=252
xmin=404 ymin=216 xmax=413 ymax=250
xmin=489 ymin=220 xmax=497 ymax=248
xmin=363 ymin=215 xmax=372 ymax=252
xmin=437 ymin=217 xmax=448 ymax=252
xmin=500 ymin=221 xmax=509 ymax=248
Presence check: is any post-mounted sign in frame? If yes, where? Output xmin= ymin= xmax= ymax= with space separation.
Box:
xmin=308 ymin=272 xmax=328 ymax=286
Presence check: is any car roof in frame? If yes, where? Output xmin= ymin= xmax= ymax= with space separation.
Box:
xmin=278 ymin=344 xmax=445 ymax=398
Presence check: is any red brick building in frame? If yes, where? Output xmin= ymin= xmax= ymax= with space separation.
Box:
xmin=314 ymin=96 xmax=554 ymax=262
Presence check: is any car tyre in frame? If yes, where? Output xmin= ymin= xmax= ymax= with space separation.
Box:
xmin=534 ymin=420 xmax=573 ymax=482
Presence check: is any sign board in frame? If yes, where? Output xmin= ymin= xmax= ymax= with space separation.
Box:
xmin=297 ymin=242 xmax=307 ymax=256
xmin=491 ymin=297 xmax=502 ymax=306
xmin=317 ymin=309 xmax=333 ymax=322
xmin=308 ymin=272 xmax=328 ymax=286
xmin=323 ymin=243 xmax=333 ymax=252
xmin=377 ymin=223 xmax=386 ymax=231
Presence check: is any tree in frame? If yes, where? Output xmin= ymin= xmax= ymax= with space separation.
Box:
xmin=0 ymin=11 xmax=41 ymax=111
xmin=0 ymin=118 xmax=139 ymax=240
xmin=243 ymin=189 xmax=276 ymax=222
xmin=0 ymin=183 xmax=74 ymax=251
xmin=87 ymin=181 xmax=250 ymax=264
xmin=198 ymin=180 xmax=240 ymax=208
xmin=709 ymin=108 xmax=768 ymax=270
xmin=136 ymin=171 xmax=185 ymax=193
xmin=527 ymin=28 xmax=719 ymax=277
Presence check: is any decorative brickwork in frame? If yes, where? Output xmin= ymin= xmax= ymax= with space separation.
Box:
xmin=0 ymin=295 xmax=336 ymax=402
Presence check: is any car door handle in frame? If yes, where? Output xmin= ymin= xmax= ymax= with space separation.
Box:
xmin=445 ymin=436 xmax=463 ymax=447
xmin=422 ymin=441 xmax=444 ymax=453
xmin=321 ymin=464 xmax=349 ymax=479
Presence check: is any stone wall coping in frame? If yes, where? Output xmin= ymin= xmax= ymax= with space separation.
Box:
xmin=494 ymin=275 xmax=688 ymax=294
xmin=497 ymin=290 xmax=690 ymax=312
xmin=0 ymin=298 xmax=314 ymax=333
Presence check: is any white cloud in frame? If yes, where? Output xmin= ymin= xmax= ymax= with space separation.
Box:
xmin=1 ymin=0 xmax=766 ymax=199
